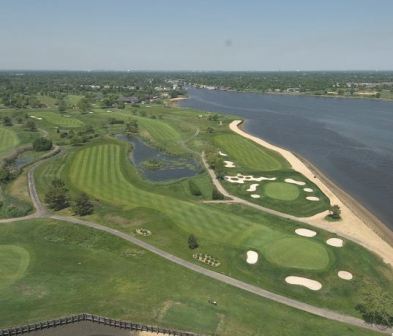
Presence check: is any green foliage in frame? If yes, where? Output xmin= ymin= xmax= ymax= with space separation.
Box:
xmin=2 ymin=117 xmax=12 ymax=127
xmin=77 ymin=97 xmax=91 ymax=113
xmin=188 ymin=234 xmax=199 ymax=249
xmin=32 ymin=137 xmax=53 ymax=152
xmin=188 ymin=180 xmax=202 ymax=196
xmin=212 ymin=187 xmax=224 ymax=200
xmin=125 ymin=119 xmax=139 ymax=134
xmin=0 ymin=166 xmax=14 ymax=184
xmin=44 ymin=179 xmax=69 ymax=211
xmin=24 ymin=120 xmax=37 ymax=131
xmin=328 ymin=205 xmax=341 ymax=220
xmin=57 ymin=99 xmax=67 ymax=113
xmin=72 ymin=192 xmax=94 ymax=216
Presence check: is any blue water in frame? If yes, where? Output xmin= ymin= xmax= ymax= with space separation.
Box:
xmin=180 ymin=87 xmax=393 ymax=230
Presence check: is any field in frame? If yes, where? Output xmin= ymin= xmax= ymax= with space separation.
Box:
xmin=0 ymin=127 xmax=19 ymax=156
xmin=32 ymin=111 xmax=84 ymax=128
xmin=0 ymin=219 xmax=381 ymax=336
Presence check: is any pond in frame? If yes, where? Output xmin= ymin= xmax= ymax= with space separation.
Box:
xmin=117 ymin=135 xmax=201 ymax=182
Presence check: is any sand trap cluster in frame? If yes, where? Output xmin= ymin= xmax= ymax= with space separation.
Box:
xmin=285 ymin=276 xmax=322 ymax=291
xmin=225 ymin=174 xmax=276 ymax=184
xmin=306 ymin=196 xmax=320 ymax=201
xmin=326 ymin=238 xmax=344 ymax=247
xmin=224 ymin=160 xmax=236 ymax=168
xmin=295 ymin=228 xmax=317 ymax=237
xmin=246 ymin=184 xmax=259 ymax=192
xmin=285 ymin=178 xmax=306 ymax=186
xmin=303 ymin=188 xmax=313 ymax=192
xmin=251 ymin=194 xmax=260 ymax=199
xmin=246 ymin=250 xmax=259 ymax=264
xmin=218 ymin=150 xmax=228 ymax=157
xmin=136 ymin=228 xmax=152 ymax=236
xmin=338 ymin=271 xmax=353 ymax=280
xmin=30 ymin=115 xmax=43 ymax=120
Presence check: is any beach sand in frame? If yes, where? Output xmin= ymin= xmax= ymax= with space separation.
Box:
xmin=230 ymin=120 xmax=393 ymax=266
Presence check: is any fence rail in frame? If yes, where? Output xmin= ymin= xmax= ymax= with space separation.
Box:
xmin=0 ymin=313 xmax=200 ymax=336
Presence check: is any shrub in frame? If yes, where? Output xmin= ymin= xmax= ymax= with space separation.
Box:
xmin=188 ymin=234 xmax=199 ymax=249
xmin=72 ymin=193 xmax=94 ymax=216
xmin=33 ymin=137 xmax=53 ymax=152
xmin=212 ymin=187 xmax=224 ymax=200
xmin=189 ymin=180 xmax=202 ymax=196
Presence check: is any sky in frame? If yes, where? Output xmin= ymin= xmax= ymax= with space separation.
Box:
xmin=0 ymin=0 xmax=392 ymax=71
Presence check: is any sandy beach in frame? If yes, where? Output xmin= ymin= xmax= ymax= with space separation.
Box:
xmin=230 ymin=120 xmax=393 ymax=266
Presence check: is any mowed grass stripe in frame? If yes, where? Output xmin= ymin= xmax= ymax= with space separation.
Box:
xmin=0 ymin=127 xmax=19 ymax=155
xmin=214 ymin=134 xmax=288 ymax=171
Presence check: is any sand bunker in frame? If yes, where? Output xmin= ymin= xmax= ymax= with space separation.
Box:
xmin=338 ymin=271 xmax=353 ymax=280
xmin=225 ymin=174 xmax=276 ymax=184
xmin=326 ymin=238 xmax=344 ymax=247
xmin=303 ymin=188 xmax=313 ymax=192
xmin=306 ymin=196 xmax=320 ymax=201
xmin=246 ymin=184 xmax=259 ymax=192
xmin=285 ymin=276 xmax=322 ymax=291
xmin=224 ymin=160 xmax=236 ymax=168
xmin=251 ymin=194 xmax=260 ymax=199
xmin=219 ymin=151 xmax=228 ymax=157
xmin=30 ymin=116 xmax=43 ymax=120
xmin=246 ymin=250 xmax=259 ymax=264
xmin=295 ymin=228 xmax=317 ymax=237
xmin=285 ymin=178 xmax=306 ymax=186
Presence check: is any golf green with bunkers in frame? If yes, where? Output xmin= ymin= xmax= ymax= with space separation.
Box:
xmin=34 ymin=111 xmax=84 ymax=128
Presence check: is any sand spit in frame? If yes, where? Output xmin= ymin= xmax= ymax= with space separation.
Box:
xmin=247 ymin=184 xmax=259 ymax=192
xmin=230 ymin=120 xmax=393 ymax=266
xmin=246 ymin=250 xmax=259 ymax=264
xmin=295 ymin=228 xmax=317 ymax=237
xmin=285 ymin=178 xmax=306 ymax=186
xmin=285 ymin=276 xmax=322 ymax=291
xmin=326 ymin=238 xmax=344 ymax=247
xmin=338 ymin=271 xmax=353 ymax=280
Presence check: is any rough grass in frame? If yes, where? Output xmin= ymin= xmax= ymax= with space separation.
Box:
xmin=0 ymin=127 xmax=19 ymax=156
xmin=214 ymin=133 xmax=288 ymax=171
xmin=33 ymin=111 xmax=84 ymax=128
xmin=0 ymin=219 xmax=379 ymax=336
xmin=264 ymin=182 xmax=300 ymax=201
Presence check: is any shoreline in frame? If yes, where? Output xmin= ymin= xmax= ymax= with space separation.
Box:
xmin=231 ymin=119 xmax=393 ymax=266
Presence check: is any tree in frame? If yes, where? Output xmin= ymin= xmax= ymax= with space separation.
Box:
xmin=356 ymin=287 xmax=393 ymax=328
xmin=44 ymin=179 xmax=69 ymax=211
xmin=3 ymin=116 xmax=12 ymax=127
xmin=57 ymin=98 xmax=67 ymax=113
xmin=77 ymin=97 xmax=91 ymax=114
xmin=212 ymin=187 xmax=224 ymax=200
xmin=33 ymin=137 xmax=53 ymax=151
xmin=125 ymin=119 xmax=139 ymax=134
xmin=328 ymin=204 xmax=341 ymax=219
xmin=188 ymin=234 xmax=199 ymax=249
xmin=72 ymin=192 xmax=94 ymax=216
xmin=189 ymin=180 xmax=202 ymax=196
xmin=214 ymin=157 xmax=225 ymax=179
xmin=0 ymin=166 xmax=13 ymax=183
xmin=24 ymin=120 xmax=37 ymax=131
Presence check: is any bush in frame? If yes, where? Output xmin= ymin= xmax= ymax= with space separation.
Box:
xmin=212 ymin=187 xmax=224 ymax=200
xmin=44 ymin=179 xmax=69 ymax=211
xmin=188 ymin=234 xmax=199 ymax=249
xmin=189 ymin=180 xmax=202 ymax=196
xmin=72 ymin=193 xmax=94 ymax=216
xmin=33 ymin=137 xmax=53 ymax=152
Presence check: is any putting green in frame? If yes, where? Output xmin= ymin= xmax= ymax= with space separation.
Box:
xmin=263 ymin=238 xmax=330 ymax=271
xmin=264 ymin=182 xmax=300 ymax=201
xmin=0 ymin=245 xmax=30 ymax=289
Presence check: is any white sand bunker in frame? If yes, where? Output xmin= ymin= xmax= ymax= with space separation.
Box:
xmin=338 ymin=271 xmax=353 ymax=280
xmin=218 ymin=150 xmax=228 ymax=157
xmin=246 ymin=250 xmax=259 ymax=264
xmin=285 ymin=276 xmax=322 ymax=291
xmin=295 ymin=228 xmax=317 ymax=237
xmin=285 ymin=178 xmax=306 ymax=186
xmin=326 ymin=238 xmax=344 ymax=247
xmin=303 ymin=188 xmax=313 ymax=192
xmin=246 ymin=184 xmax=259 ymax=192
xmin=251 ymin=194 xmax=260 ymax=199
xmin=224 ymin=160 xmax=236 ymax=168
xmin=225 ymin=174 xmax=276 ymax=184
xmin=306 ymin=196 xmax=320 ymax=201
xmin=30 ymin=115 xmax=43 ymax=120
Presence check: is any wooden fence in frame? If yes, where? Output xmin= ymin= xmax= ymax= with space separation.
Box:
xmin=0 ymin=313 xmax=200 ymax=336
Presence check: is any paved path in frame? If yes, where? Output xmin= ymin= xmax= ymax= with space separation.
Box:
xmin=1 ymin=147 xmax=390 ymax=334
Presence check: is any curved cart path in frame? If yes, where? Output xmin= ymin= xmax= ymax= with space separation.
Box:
xmin=0 ymin=146 xmax=391 ymax=334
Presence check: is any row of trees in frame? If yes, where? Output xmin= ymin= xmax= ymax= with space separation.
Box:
xmin=44 ymin=179 xmax=94 ymax=216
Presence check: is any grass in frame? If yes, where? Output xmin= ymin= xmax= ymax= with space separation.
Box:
xmin=0 ymin=127 xmax=19 ymax=156
xmin=33 ymin=111 xmax=84 ymax=128
xmin=214 ymin=133 xmax=288 ymax=171
xmin=0 ymin=245 xmax=30 ymax=289
xmin=264 ymin=182 xmax=300 ymax=201
xmin=0 ymin=219 xmax=381 ymax=336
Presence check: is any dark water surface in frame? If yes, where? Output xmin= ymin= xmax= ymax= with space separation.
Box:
xmin=180 ymin=87 xmax=393 ymax=230
xmin=117 ymin=135 xmax=200 ymax=182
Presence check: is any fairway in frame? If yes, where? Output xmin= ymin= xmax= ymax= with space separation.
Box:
xmin=263 ymin=238 xmax=330 ymax=271
xmin=0 ymin=127 xmax=19 ymax=155
xmin=0 ymin=245 xmax=30 ymax=289
xmin=34 ymin=111 xmax=84 ymax=128
xmin=264 ymin=182 xmax=300 ymax=201
xmin=214 ymin=134 xmax=288 ymax=171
